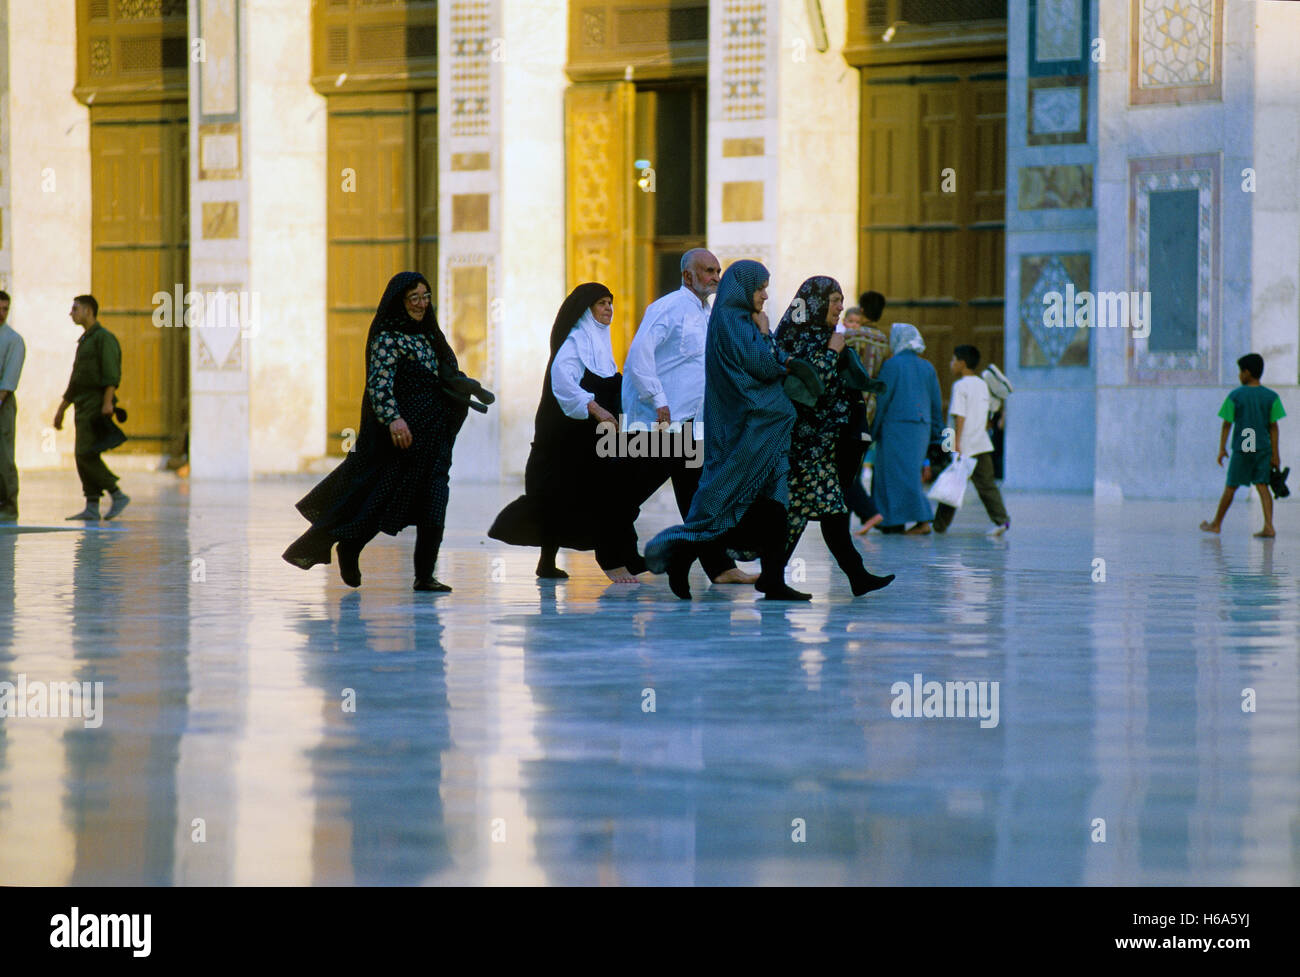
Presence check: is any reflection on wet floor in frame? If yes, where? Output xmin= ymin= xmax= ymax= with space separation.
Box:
xmin=1 ymin=472 xmax=1297 ymax=884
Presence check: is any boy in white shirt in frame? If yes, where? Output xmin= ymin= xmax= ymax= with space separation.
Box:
xmin=932 ymin=345 xmax=1010 ymax=536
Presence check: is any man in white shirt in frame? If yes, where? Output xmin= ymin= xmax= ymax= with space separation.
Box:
xmin=621 ymin=249 xmax=756 ymax=584
xmin=0 ymin=290 xmax=24 ymax=521
xmin=932 ymin=344 xmax=1009 ymax=536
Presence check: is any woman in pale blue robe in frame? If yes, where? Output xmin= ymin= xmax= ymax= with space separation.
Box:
xmin=869 ymin=323 xmax=943 ymax=533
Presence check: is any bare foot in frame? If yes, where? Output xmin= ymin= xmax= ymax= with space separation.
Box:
xmin=604 ymin=566 xmax=641 ymax=583
xmin=1253 ymin=528 xmax=1276 ymax=538
xmin=904 ymin=522 xmax=932 ymax=535
xmin=855 ymin=514 xmax=883 ymax=535
xmin=711 ymin=568 xmax=759 ymax=584
xmin=1199 ymin=521 xmax=1220 ymax=534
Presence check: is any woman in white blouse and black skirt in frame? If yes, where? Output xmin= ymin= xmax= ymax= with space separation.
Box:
xmin=489 ymin=281 xmax=643 ymax=582
xmin=283 ymin=271 xmax=492 ymax=591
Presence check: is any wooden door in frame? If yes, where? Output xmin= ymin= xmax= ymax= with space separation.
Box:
xmin=89 ymin=101 xmax=188 ymax=452
xmin=632 ymin=82 xmax=707 ymax=333
xmin=325 ymin=92 xmax=437 ymax=452
xmin=565 ymin=81 xmax=636 ymax=362
xmin=858 ymin=63 xmax=1006 ymax=382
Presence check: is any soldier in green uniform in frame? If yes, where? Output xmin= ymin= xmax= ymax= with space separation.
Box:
xmin=53 ymin=294 xmax=130 ymax=521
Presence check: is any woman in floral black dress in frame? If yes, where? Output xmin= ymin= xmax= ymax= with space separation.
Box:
xmin=774 ymin=276 xmax=894 ymax=597
xmin=283 ymin=271 xmax=492 ymax=592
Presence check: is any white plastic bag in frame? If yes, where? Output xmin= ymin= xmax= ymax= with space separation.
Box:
xmin=927 ymin=455 xmax=977 ymax=509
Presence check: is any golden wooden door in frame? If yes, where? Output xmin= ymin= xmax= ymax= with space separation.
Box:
xmin=89 ymin=101 xmax=189 ymax=452
xmin=565 ymin=81 xmax=637 ymax=362
xmin=325 ymin=91 xmax=437 ymax=452
xmin=858 ymin=63 xmax=1006 ymax=380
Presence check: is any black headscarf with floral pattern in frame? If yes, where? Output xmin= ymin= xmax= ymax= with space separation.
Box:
xmin=773 ymin=275 xmax=841 ymax=341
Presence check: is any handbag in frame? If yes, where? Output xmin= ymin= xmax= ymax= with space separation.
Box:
xmin=927 ymin=454 xmax=977 ymax=509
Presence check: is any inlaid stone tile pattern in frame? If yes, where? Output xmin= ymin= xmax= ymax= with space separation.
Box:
xmin=1129 ymin=155 xmax=1219 ymax=383
xmin=721 ymin=0 xmax=766 ymax=120
xmin=1018 ymin=252 xmax=1091 ymax=367
xmin=1131 ymin=0 xmax=1222 ymax=103
xmin=1018 ymin=164 xmax=1093 ymax=210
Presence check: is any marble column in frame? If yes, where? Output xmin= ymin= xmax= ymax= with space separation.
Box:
xmin=187 ymin=0 xmax=326 ymax=479
xmin=1250 ymin=0 xmax=1300 ymax=384
xmin=439 ymin=0 xmax=567 ymax=481
xmin=707 ymin=0 xmax=858 ymax=307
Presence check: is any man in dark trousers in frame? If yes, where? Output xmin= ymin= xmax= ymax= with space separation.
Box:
xmin=0 ymin=290 xmax=24 ymax=522
xmin=53 ymin=294 xmax=130 ymax=521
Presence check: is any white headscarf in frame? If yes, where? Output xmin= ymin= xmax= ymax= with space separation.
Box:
xmin=569 ymin=308 xmax=618 ymax=378
xmin=890 ymin=322 xmax=925 ymax=355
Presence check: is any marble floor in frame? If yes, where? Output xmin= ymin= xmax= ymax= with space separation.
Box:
xmin=0 ymin=470 xmax=1297 ymax=885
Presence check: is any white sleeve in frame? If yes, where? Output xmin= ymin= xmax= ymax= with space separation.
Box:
xmin=551 ymin=338 xmax=594 ymax=420
xmin=625 ymin=311 xmax=671 ymax=410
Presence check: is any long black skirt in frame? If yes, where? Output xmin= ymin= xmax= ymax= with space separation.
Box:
xmin=489 ymin=369 xmax=636 ymax=561
xmin=286 ymin=362 xmax=468 ymax=566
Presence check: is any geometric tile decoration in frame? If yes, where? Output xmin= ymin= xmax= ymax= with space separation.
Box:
xmin=201 ymin=200 xmax=239 ymax=239
xmin=1130 ymin=0 xmax=1222 ymax=105
xmin=451 ymin=152 xmax=490 ymax=171
xmin=721 ymin=180 xmax=764 ymax=222
xmin=1019 ymin=252 xmax=1091 ymax=367
xmin=1028 ymin=77 xmax=1087 ymax=144
xmin=1128 ymin=154 xmax=1220 ymax=384
xmin=198 ymin=123 xmax=240 ymax=181
xmin=450 ymin=0 xmax=491 ymax=137
xmin=721 ymin=0 xmax=766 ymax=120
xmin=451 ymin=193 xmax=490 ymax=232
xmin=443 ymin=254 xmax=495 ymax=387
xmin=1018 ymin=164 xmax=1093 ymax=210
xmin=192 ymin=283 xmax=245 ymax=372
xmin=1029 ymin=0 xmax=1090 ymax=76
xmin=449 ymin=264 xmax=489 ymax=385
xmin=198 ymin=0 xmax=239 ymax=122
xmin=722 ymin=137 xmax=764 ymax=157
xmin=715 ymin=246 xmax=772 ymax=274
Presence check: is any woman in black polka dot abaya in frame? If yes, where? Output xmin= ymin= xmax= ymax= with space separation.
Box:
xmin=282 ymin=271 xmax=493 ymax=592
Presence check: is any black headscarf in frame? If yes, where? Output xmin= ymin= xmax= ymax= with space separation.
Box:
xmin=360 ymin=271 xmax=461 ymax=429
xmin=534 ymin=282 xmax=613 ymax=427
xmin=773 ymin=275 xmax=841 ymax=342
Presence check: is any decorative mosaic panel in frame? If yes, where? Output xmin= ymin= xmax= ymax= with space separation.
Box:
xmin=715 ymin=246 xmax=772 ymax=274
xmin=1018 ymin=164 xmax=1093 ymax=210
xmin=193 ymin=283 xmax=245 ymax=372
xmin=1130 ymin=0 xmax=1222 ymax=105
xmin=1018 ymin=253 xmax=1091 ymax=367
xmin=450 ymin=0 xmax=491 ymax=137
xmin=1128 ymin=154 xmax=1220 ymax=383
xmin=443 ymin=255 xmax=494 ymax=386
xmin=198 ymin=0 xmax=239 ymax=123
xmin=441 ymin=274 xmax=493 ymax=400
xmin=721 ymin=0 xmax=766 ymax=121
xmin=1027 ymin=76 xmax=1087 ymax=145
xmin=1028 ymin=0 xmax=1089 ymax=76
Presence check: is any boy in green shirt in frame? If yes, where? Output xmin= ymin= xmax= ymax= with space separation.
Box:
xmin=1200 ymin=353 xmax=1285 ymax=538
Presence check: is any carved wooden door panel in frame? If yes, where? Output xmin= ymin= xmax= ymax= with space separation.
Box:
xmin=325 ymin=93 xmax=415 ymax=450
xmin=858 ymin=63 xmax=1006 ymax=379
xmin=565 ymin=81 xmax=636 ymax=362
xmin=90 ymin=102 xmax=188 ymax=451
